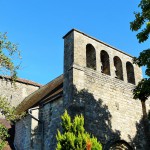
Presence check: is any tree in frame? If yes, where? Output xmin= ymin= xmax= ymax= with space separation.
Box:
xmin=130 ymin=0 xmax=150 ymax=43
xmin=0 ymin=97 xmax=22 ymax=149
xmin=0 ymin=32 xmax=21 ymax=149
xmin=0 ymin=124 xmax=9 ymax=150
xmin=0 ymin=32 xmax=21 ymax=80
xmin=130 ymin=0 xmax=150 ymax=149
xmin=56 ymin=111 xmax=102 ymax=150
xmin=133 ymin=50 xmax=150 ymax=120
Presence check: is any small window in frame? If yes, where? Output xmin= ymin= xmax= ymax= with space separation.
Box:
xmin=86 ymin=44 xmax=96 ymax=70
xmin=126 ymin=62 xmax=135 ymax=84
xmin=100 ymin=50 xmax=110 ymax=75
xmin=114 ymin=56 xmax=123 ymax=80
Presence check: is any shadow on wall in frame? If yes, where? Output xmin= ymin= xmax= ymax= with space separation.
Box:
xmin=26 ymin=86 xmax=148 ymax=149
xmin=129 ymin=113 xmax=150 ymax=150
xmin=30 ymin=125 xmax=40 ymax=149
xmin=128 ymin=118 xmax=145 ymax=149
xmin=66 ymin=85 xmax=126 ymax=149
xmin=7 ymin=124 xmax=15 ymax=150
xmin=65 ymin=85 xmax=150 ymax=149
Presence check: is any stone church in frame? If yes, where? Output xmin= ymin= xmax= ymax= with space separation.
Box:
xmin=0 ymin=76 xmax=41 ymax=150
xmin=1 ymin=29 xmax=150 ymax=150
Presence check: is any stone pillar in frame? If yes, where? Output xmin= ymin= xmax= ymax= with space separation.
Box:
xmin=122 ymin=61 xmax=128 ymax=84
xmin=96 ymin=51 xmax=101 ymax=73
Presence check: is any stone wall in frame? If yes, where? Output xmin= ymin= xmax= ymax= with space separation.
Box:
xmin=63 ymin=29 xmax=150 ymax=149
xmin=13 ymin=29 xmax=150 ymax=150
xmin=41 ymin=97 xmax=64 ymax=150
xmin=14 ymin=115 xmax=31 ymax=150
xmin=14 ymin=97 xmax=64 ymax=150
xmin=0 ymin=77 xmax=40 ymax=107
xmin=14 ymin=108 xmax=41 ymax=150
xmin=30 ymin=108 xmax=41 ymax=150
xmin=0 ymin=77 xmax=41 ymax=149
xmin=29 ymin=97 xmax=64 ymax=150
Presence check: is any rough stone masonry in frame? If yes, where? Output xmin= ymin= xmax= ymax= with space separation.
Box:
xmin=13 ymin=29 xmax=150 ymax=150
xmin=63 ymin=29 xmax=150 ymax=149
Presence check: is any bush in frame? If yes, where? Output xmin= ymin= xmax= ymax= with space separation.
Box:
xmin=0 ymin=124 xmax=9 ymax=150
xmin=56 ymin=111 xmax=102 ymax=150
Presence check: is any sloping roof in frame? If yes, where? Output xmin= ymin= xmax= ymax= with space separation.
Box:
xmin=15 ymin=75 xmax=63 ymax=114
xmin=0 ymin=75 xmax=42 ymax=87
xmin=37 ymin=83 xmax=63 ymax=106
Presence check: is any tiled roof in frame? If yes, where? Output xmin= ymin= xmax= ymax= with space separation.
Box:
xmin=15 ymin=74 xmax=63 ymax=114
xmin=0 ymin=75 xmax=42 ymax=87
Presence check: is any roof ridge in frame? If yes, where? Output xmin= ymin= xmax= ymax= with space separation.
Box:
xmin=0 ymin=75 xmax=42 ymax=87
xmin=63 ymin=28 xmax=133 ymax=58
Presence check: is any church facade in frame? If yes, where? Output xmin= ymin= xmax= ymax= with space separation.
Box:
xmin=0 ymin=76 xmax=41 ymax=150
xmin=14 ymin=29 xmax=150 ymax=150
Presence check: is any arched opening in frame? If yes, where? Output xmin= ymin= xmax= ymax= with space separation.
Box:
xmin=106 ymin=140 xmax=133 ymax=150
xmin=126 ymin=62 xmax=135 ymax=84
xmin=100 ymin=50 xmax=110 ymax=75
xmin=114 ymin=56 xmax=123 ymax=80
xmin=86 ymin=44 xmax=96 ymax=70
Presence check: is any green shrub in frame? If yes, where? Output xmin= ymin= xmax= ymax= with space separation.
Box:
xmin=56 ymin=110 xmax=102 ymax=150
xmin=0 ymin=124 xmax=9 ymax=150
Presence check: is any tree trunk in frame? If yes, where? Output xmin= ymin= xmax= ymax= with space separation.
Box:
xmin=141 ymin=100 xmax=147 ymax=119
xmin=141 ymin=100 xmax=150 ymax=150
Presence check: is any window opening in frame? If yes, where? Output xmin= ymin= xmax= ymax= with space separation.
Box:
xmin=126 ymin=61 xmax=135 ymax=84
xmin=114 ymin=56 xmax=123 ymax=80
xmin=101 ymin=50 xmax=110 ymax=75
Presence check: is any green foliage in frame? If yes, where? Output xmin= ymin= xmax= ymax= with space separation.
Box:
xmin=133 ymin=48 xmax=150 ymax=103
xmin=133 ymin=78 xmax=150 ymax=101
xmin=130 ymin=0 xmax=150 ymax=102
xmin=133 ymin=50 xmax=150 ymax=77
xmin=0 ymin=124 xmax=9 ymax=150
xmin=0 ymin=32 xmax=21 ymax=149
xmin=0 ymin=97 xmax=24 ymax=149
xmin=130 ymin=0 xmax=150 ymax=43
xmin=56 ymin=111 xmax=102 ymax=150
xmin=0 ymin=96 xmax=25 ymax=121
xmin=131 ymin=2 xmax=150 ymax=148
xmin=0 ymin=32 xmax=21 ymax=80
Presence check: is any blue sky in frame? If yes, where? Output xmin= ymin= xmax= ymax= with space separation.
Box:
xmin=0 ymin=0 xmax=149 ymax=84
